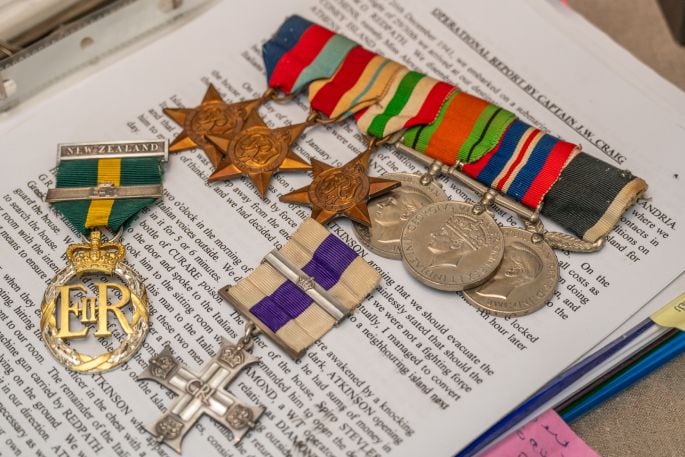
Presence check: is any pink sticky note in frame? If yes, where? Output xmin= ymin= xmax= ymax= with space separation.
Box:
xmin=480 ymin=409 xmax=601 ymax=457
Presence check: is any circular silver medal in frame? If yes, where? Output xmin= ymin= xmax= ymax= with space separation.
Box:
xmin=353 ymin=173 xmax=448 ymax=259
xmin=463 ymin=227 xmax=559 ymax=317
xmin=400 ymin=201 xmax=504 ymax=291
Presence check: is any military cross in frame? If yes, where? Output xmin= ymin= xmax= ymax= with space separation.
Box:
xmin=138 ymin=339 xmax=265 ymax=452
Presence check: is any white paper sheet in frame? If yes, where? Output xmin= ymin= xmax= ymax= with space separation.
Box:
xmin=0 ymin=1 xmax=683 ymax=456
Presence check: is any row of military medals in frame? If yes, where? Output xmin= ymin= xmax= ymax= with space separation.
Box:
xmin=355 ymin=148 xmax=570 ymax=316
xmin=176 ymin=86 xmax=593 ymax=320
xmin=172 ymin=84 xmax=578 ymax=318
xmin=359 ymin=146 xmax=608 ymax=317
xmin=38 ymin=79 xmax=595 ymax=452
xmin=38 ymin=79 xmax=598 ymax=452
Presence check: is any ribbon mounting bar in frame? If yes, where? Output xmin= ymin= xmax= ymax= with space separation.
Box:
xmin=263 ymin=250 xmax=348 ymax=321
xmin=395 ymin=142 xmax=537 ymax=221
xmin=57 ymin=140 xmax=169 ymax=162
xmin=46 ymin=183 xmax=163 ymax=203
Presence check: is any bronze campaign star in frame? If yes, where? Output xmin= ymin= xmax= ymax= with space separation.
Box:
xmin=205 ymin=109 xmax=312 ymax=198
xmin=164 ymin=84 xmax=261 ymax=168
xmin=279 ymin=149 xmax=401 ymax=226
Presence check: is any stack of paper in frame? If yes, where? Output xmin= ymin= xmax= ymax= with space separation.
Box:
xmin=0 ymin=1 xmax=682 ymax=455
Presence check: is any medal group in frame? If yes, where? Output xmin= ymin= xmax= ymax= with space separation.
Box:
xmin=37 ymin=15 xmax=647 ymax=453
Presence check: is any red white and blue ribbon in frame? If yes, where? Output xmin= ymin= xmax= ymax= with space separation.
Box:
xmin=263 ymin=15 xmax=356 ymax=95
xmin=261 ymin=16 xmax=647 ymax=242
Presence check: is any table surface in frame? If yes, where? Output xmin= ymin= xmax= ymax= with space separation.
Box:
xmin=567 ymin=1 xmax=684 ymax=456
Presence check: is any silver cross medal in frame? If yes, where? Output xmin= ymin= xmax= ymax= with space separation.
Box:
xmin=137 ymin=330 xmax=265 ymax=453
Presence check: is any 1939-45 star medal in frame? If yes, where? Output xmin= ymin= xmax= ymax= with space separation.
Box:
xmin=165 ymin=84 xmax=262 ymax=168
xmin=24 ymin=13 xmax=652 ymax=457
xmin=41 ymin=140 xmax=167 ymax=373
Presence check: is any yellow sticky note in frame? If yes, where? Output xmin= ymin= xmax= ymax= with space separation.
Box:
xmin=650 ymin=292 xmax=685 ymax=331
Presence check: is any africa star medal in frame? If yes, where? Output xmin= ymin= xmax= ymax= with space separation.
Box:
xmin=205 ymin=106 xmax=312 ymax=198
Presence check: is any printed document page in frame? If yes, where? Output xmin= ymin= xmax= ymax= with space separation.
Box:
xmin=0 ymin=1 xmax=683 ymax=456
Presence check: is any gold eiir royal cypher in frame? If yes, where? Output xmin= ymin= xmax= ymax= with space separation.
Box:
xmin=41 ymin=140 xmax=167 ymax=373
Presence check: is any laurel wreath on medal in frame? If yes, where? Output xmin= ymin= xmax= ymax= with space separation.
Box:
xmin=40 ymin=262 xmax=149 ymax=373
xmin=544 ymin=232 xmax=604 ymax=253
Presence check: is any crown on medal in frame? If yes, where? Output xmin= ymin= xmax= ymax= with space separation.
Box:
xmin=66 ymin=230 xmax=125 ymax=274
xmin=444 ymin=214 xmax=486 ymax=249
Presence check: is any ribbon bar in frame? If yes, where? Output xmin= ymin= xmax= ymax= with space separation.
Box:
xmin=219 ymin=219 xmax=380 ymax=359
xmin=46 ymin=183 xmax=163 ymax=203
xmin=262 ymin=250 xmax=348 ymax=321
xmin=58 ymin=140 xmax=168 ymax=162
xmin=264 ymin=15 xmax=647 ymax=243
xmin=49 ymin=140 xmax=166 ymax=235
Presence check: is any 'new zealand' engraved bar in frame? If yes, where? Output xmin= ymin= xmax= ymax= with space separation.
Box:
xmin=58 ymin=140 xmax=168 ymax=162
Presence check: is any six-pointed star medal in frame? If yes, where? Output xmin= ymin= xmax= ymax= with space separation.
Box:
xmin=279 ymin=149 xmax=401 ymax=226
xmin=205 ymin=109 xmax=312 ymax=198
xmin=164 ymin=84 xmax=261 ymax=168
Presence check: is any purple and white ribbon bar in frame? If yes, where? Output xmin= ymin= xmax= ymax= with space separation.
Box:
xmin=220 ymin=219 xmax=380 ymax=358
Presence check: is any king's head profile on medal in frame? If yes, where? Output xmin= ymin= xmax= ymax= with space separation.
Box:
xmin=426 ymin=213 xmax=488 ymax=270
xmin=475 ymin=240 xmax=543 ymax=300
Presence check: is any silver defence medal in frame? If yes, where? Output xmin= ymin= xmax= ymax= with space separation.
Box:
xmin=353 ymin=172 xmax=448 ymax=259
xmin=400 ymin=199 xmax=504 ymax=291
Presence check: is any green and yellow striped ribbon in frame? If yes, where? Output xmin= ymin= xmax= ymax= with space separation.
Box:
xmin=52 ymin=157 xmax=162 ymax=234
xmin=403 ymin=91 xmax=516 ymax=165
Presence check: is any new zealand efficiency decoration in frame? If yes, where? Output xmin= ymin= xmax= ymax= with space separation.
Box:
xmin=41 ymin=140 xmax=167 ymax=373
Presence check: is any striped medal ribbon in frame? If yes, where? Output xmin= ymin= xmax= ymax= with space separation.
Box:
xmin=398 ymin=89 xmax=647 ymax=244
xmin=272 ymin=43 xmax=410 ymax=225
xmin=40 ymin=141 xmax=167 ymax=374
xmin=210 ymin=15 xmax=357 ymax=194
xmin=220 ymin=219 xmax=381 ymax=358
xmin=50 ymin=154 xmax=164 ymax=234
xmin=296 ymin=14 xmax=644 ymax=246
xmin=307 ymin=45 xmax=405 ymax=120
xmin=165 ymin=15 xmax=360 ymax=197
xmin=333 ymin=68 xmax=509 ymax=291
xmin=264 ymin=15 xmax=357 ymax=96
xmin=210 ymin=16 xmax=647 ymax=318
xmin=333 ymin=38 xmax=630 ymax=310
xmin=265 ymin=20 xmax=407 ymax=224
xmin=264 ymin=16 xmax=648 ymax=313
